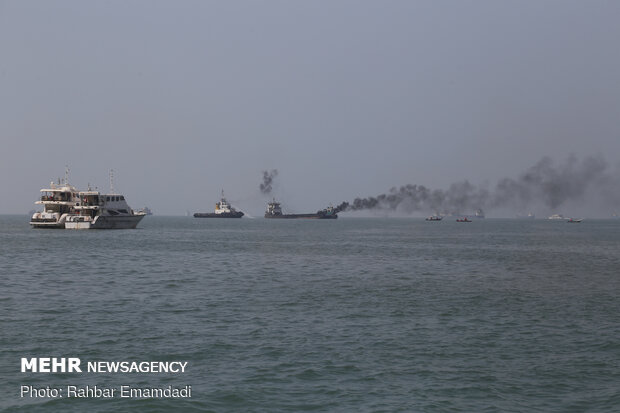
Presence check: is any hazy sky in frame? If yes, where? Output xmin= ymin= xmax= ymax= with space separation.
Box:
xmin=1 ymin=1 xmax=619 ymax=216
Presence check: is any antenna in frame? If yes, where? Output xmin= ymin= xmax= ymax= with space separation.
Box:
xmin=109 ymin=169 xmax=115 ymax=194
xmin=64 ymin=165 xmax=70 ymax=184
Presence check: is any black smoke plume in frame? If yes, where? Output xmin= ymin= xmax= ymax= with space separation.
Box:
xmin=334 ymin=182 xmax=488 ymax=215
xmin=260 ymin=169 xmax=278 ymax=194
xmin=493 ymin=155 xmax=609 ymax=209
xmin=334 ymin=155 xmax=616 ymax=214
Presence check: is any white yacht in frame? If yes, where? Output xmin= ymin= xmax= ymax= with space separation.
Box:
xmin=31 ymin=169 xmax=146 ymax=229
xmin=64 ymin=191 xmax=146 ymax=229
xmin=548 ymin=214 xmax=565 ymax=220
xmin=30 ymin=181 xmax=80 ymax=228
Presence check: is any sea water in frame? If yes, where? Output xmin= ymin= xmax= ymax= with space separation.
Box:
xmin=1 ymin=216 xmax=619 ymax=412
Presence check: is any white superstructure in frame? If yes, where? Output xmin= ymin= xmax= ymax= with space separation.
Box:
xmin=30 ymin=181 xmax=80 ymax=228
xmin=213 ymin=192 xmax=237 ymax=215
xmin=265 ymin=199 xmax=283 ymax=216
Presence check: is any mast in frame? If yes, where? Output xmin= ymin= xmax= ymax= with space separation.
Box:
xmin=109 ymin=169 xmax=115 ymax=194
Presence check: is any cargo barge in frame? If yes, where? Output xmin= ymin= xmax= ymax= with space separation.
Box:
xmin=264 ymin=199 xmax=338 ymax=219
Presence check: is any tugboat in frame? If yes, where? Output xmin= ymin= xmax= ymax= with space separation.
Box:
xmin=264 ymin=199 xmax=338 ymax=219
xmin=194 ymin=191 xmax=244 ymax=218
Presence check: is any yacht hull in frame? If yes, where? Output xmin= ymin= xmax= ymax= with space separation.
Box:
xmin=91 ymin=215 xmax=145 ymax=229
xmin=264 ymin=213 xmax=337 ymax=219
xmin=65 ymin=214 xmax=145 ymax=229
xmin=30 ymin=213 xmax=69 ymax=228
xmin=30 ymin=220 xmax=65 ymax=228
xmin=194 ymin=211 xmax=244 ymax=218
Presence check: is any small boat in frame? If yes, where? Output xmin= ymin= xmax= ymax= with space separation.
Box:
xmin=548 ymin=214 xmax=565 ymax=220
xmin=567 ymin=218 xmax=583 ymax=223
xmin=516 ymin=213 xmax=536 ymax=219
xmin=456 ymin=217 xmax=472 ymax=222
xmin=136 ymin=206 xmax=153 ymax=215
xmin=426 ymin=216 xmax=442 ymax=221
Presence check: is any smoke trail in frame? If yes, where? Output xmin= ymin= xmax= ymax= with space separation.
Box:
xmin=260 ymin=169 xmax=278 ymax=194
xmin=335 ymin=182 xmax=488 ymax=215
xmin=493 ymin=155 xmax=608 ymax=209
xmin=335 ymin=155 xmax=615 ymax=214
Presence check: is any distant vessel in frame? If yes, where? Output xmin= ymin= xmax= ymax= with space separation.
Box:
xmin=548 ymin=214 xmax=565 ymax=220
xmin=516 ymin=213 xmax=536 ymax=219
xmin=264 ymin=199 xmax=338 ymax=219
xmin=136 ymin=206 xmax=153 ymax=215
xmin=64 ymin=190 xmax=146 ymax=229
xmin=567 ymin=218 xmax=583 ymax=223
xmin=426 ymin=215 xmax=443 ymax=221
xmin=456 ymin=217 xmax=472 ymax=222
xmin=460 ymin=209 xmax=485 ymax=219
xmin=194 ymin=191 xmax=244 ymax=218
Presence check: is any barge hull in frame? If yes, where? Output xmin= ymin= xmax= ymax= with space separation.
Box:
xmin=264 ymin=213 xmax=337 ymax=219
xmin=194 ymin=212 xmax=244 ymax=218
